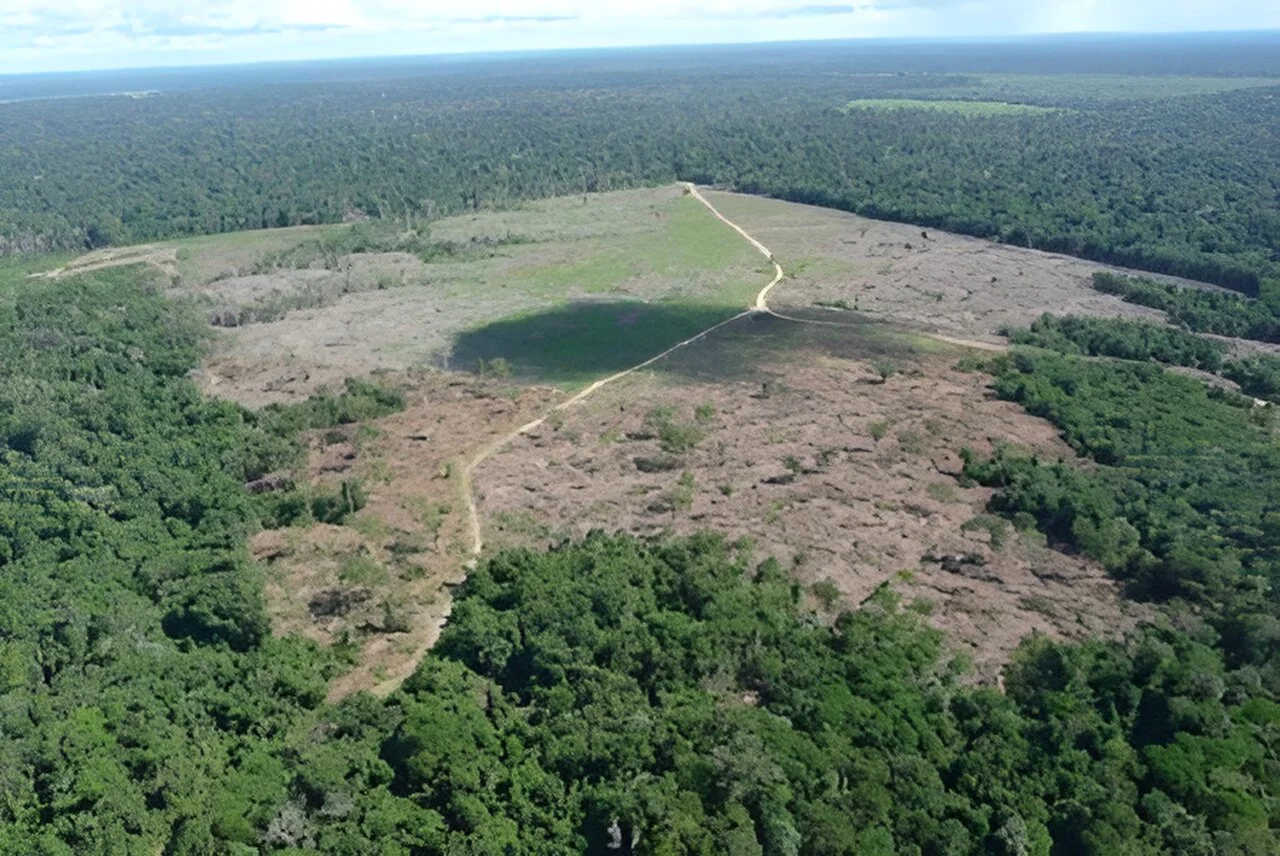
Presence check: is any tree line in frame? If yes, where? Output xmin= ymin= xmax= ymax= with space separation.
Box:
xmin=3 ymin=264 xmax=1278 ymax=852
xmin=1004 ymin=313 xmax=1228 ymax=371
xmin=0 ymin=267 xmax=404 ymax=854
xmin=1092 ymin=273 xmax=1280 ymax=339
xmin=1000 ymin=311 xmax=1280 ymax=409
xmin=1 ymin=55 xmax=1278 ymax=295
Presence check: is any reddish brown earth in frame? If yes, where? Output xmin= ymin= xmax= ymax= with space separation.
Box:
xmin=251 ymin=371 xmax=563 ymax=700
xmin=471 ymin=335 xmax=1151 ymax=683
xmin=224 ymin=185 xmax=1181 ymax=694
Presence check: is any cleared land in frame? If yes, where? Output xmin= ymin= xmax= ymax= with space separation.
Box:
xmin=187 ymin=187 xmax=766 ymax=404
xmin=39 ymin=182 xmax=1241 ymax=395
xmin=233 ymin=185 xmax=1181 ymax=694
xmin=252 ymin=372 xmax=564 ymax=700
xmin=471 ymin=321 xmax=1150 ymax=681
xmin=39 ymin=183 xmax=1242 ymax=694
xmin=698 ymin=189 xmax=1193 ymax=343
xmin=844 ymin=99 xmax=1064 ymax=115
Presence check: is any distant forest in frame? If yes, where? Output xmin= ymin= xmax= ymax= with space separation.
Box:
xmin=6 ymin=35 xmax=1280 ymax=854
xmin=1 ymin=36 xmax=1279 ymax=295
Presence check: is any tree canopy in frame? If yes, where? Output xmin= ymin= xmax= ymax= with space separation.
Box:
xmin=2 ymin=45 xmax=1279 ymax=294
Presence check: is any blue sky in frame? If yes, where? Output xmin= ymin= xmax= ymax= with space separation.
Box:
xmin=1 ymin=0 xmax=1278 ymax=74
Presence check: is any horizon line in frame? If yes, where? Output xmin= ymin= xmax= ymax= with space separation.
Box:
xmin=2 ymin=27 xmax=1278 ymax=80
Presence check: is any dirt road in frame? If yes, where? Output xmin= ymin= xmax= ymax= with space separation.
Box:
xmin=460 ymin=184 xmax=789 ymax=558
xmin=403 ymin=184 xmax=1005 ymax=697
xmin=30 ymin=245 xmax=179 ymax=281
xmin=461 ymin=183 xmax=1008 ymax=559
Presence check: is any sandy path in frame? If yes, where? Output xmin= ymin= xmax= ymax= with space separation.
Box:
xmin=690 ymin=184 xmax=1009 ymax=351
xmin=461 ymin=183 xmax=1004 ymax=559
xmin=30 ymin=246 xmax=179 ymax=281
xmin=460 ymin=184 xmax=783 ymax=558
xmin=359 ymin=183 xmax=1009 ymax=695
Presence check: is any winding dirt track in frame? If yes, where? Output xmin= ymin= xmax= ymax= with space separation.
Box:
xmin=459 ymin=184 xmax=783 ymax=558
xmin=458 ymin=183 xmax=1005 ymax=559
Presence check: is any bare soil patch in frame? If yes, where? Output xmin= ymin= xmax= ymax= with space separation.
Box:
xmin=254 ymin=370 xmax=562 ymax=701
xmin=700 ymin=190 xmax=1222 ymax=345
xmin=472 ymin=336 xmax=1151 ymax=683
xmin=192 ymin=186 xmax=762 ymax=407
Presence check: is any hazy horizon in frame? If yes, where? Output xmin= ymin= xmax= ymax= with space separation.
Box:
xmin=1 ymin=28 xmax=1278 ymax=80
xmin=3 ymin=0 xmax=1280 ymax=75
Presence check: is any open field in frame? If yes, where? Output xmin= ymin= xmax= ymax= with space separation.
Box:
xmin=700 ymin=189 xmax=1189 ymax=343
xmin=844 ymin=98 xmax=1065 ymax=115
xmin=470 ymin=321 xmax=1151 ymax=681
xmin=34 ymin=182 xmax=1245 ymax=403
xmin=30 ymin=184 xmax=1244 ymax=694
xmin=186 ymin=187 xmax=765 ymax=404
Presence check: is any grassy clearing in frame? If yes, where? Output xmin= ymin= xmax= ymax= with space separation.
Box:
xmin=163 ymin=225 xmax=339 ymax=285
xmin=507 ymin=197 xmax=763 ymax=301
xmin=447 ymin=185 xmax=932 ymax=388
xmin=21 ymin=186 xmax=771 ymax=403
xmin=474 ymin=193 xmax=765 ymax=309
xmin=449 ymin=190 xmax=767 ymax=387
xmin=42 ymin=187 xmax=759 ymax=316
xmin=967 ymin=74 xmax=1280 ymax=101
xmin=844 ymin=99 xmax=1065 ymax=116
xmin=0 ymin=251 xmax=78 ymax=291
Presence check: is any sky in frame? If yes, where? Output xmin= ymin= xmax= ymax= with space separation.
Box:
xmin=1 ymin=0 xmax=1278 ymax=75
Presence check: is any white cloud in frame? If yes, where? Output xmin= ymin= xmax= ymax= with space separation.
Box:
xmin=0 ymin=0 xmax=1277 ymax=73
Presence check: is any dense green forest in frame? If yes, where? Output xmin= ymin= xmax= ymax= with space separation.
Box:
xmin=0 ymin=268 xmax=407 ymax=853
xmin=1004 ymin=314 xmax=1227 ymax=371
xmin=2 ymin=40 xmax=1279 ymax=293
xmin=3 ymin=264 xmax=1279 ymax=853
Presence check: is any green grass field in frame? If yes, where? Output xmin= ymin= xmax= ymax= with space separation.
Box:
xmin=968 ymin=73 xmax=1280 ymax=101
xmin=22 ymin=186 xmax=771 ymax=394
xmin=447 ymin=191 xmax=771 ymax=386
xmin=164 ymin=225 xmax=339 ymax=285
xmin=507 ymin=196 xmax=765 ymax=301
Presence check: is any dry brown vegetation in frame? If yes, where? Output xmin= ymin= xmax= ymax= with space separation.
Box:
xmin=471 ymin=327 xmax=1151 ymax=682
xmin=252 ymin=371 xmax=563 ymax=700
xmin=699 ymin=189 xmax=1197 ymax=343
xmin=53 ymin=183 xmax=1223 ymax=694
xmin=188 ymin=186 xmax=762 ymax=406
